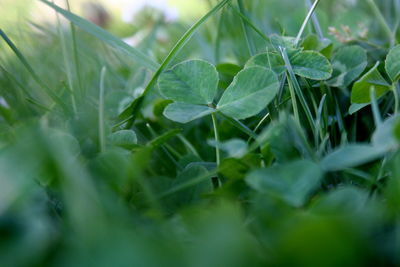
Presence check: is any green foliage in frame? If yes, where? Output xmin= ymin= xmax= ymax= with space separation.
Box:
xmin=1 ymin=0 xmax=400 ymax=266
xmin=351 ymin=62 xmax=391 ymax=103
xmin=246 ymin=160 xmax=323 ymax=207
xmin=385 ymin=44 xmax=400 ymax=82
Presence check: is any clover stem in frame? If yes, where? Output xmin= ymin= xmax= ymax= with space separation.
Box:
xmin=211 ymin=113 xmax=221 ymax=166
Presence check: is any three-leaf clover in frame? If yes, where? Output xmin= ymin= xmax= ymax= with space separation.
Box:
xmin=158 ymin=60 xmax=280 ymax=123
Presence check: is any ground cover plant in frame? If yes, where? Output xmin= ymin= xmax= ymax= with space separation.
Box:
xmin=1 ymin=0 xmax=400 ymax=266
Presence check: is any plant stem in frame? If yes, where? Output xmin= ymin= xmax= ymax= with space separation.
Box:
xmin=367 ymin=0 xmax=395 ymax=47
xmin=211 ymin=113 xmax=221 ymax=166
xmin=393 ymin=83 xmax=399 ymax=115
xmin=295 ymin=0 xmax=321 ymax=46
xmin=99 ymin=67 xmax=106 ymax=152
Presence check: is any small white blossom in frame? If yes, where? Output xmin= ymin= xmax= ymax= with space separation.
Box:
xmin=121 ymin=0 xmax=179 ymax=23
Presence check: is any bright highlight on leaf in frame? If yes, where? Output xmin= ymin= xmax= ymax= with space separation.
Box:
xmin=385 ymin=45 xmax=400 ymax=82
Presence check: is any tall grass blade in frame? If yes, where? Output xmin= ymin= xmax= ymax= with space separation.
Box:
xmin=295 ymin=0 xmax=321 ymax=46
xmin=0 ymin=29 xmax=69 ymax=112
xmin=39 ymin=0 xmax=160 ymax=71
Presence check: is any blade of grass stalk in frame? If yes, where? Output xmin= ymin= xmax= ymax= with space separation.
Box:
xmin=54 ymin=3 xmax=77 ymax=114
xmin=0 ymin=29 xmax=69 ymax=113
xmin=65 ymin=0 xmax=84 ymax=99
xmin=0 ymin=29 xmax=68 ymax=111
xmin=99 ymin=67 xmax=106 ymax=152
xmin=177 ymin=134 xmax=202 ymax=159
xmin=280 ymin=47 xmax=316 ymax=135
xmin=214 ymin=7 xmax=224 ymax=63
xmin=39 ymin=0 xmax=159 ymax=71
xmin=305 ymin=0 xmax=323 ymax=39
xmin=366 ymin=0 xmax=395 ymax=47
xmin=219 ymin=112 xmax=258 ymax=140
xmin=237 ymin=0 xmax=256 ymax=56
xmin=295 ymin=0 xmax=321 ymax=46
xmin=119 ymin=0 xmax=232 ymax=123
xmin=228 ymin=3 xmax=270 ymax=42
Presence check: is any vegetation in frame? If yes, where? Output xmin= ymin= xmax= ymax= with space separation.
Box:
xmin=1 ymin=0 xmax=400 ymax=266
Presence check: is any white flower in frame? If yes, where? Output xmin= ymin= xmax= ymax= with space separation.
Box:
xmin=121 ymin=0 xmax=179 ymax=23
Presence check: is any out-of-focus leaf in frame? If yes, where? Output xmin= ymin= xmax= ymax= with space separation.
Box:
xmin=385 ymin=44 xmax=400 ymax=82
xmin=109 ymin=130 xmax=137 ymax=148
xmin=246 ymin=160 xmax=323 ymax=207
xmin=320 ymin=144 xmax=386 ymax=171
xmin=208 ymin=138 xmax=248 ymax=158
xmin=351 ymin=62 xmax=391 ymax=104
xmin=372 ymin=116 xmax=400 ymax=151
xmin=328 ymin=45 xmax=367 ymax=87
xmin=217 ymin=67 xmax=279 ymax=120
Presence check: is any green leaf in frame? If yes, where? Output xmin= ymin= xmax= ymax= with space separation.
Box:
xmin=109 ymin=130 xmax=137 ymax=148
xmin=245 ymin=52 xmax=286 ymax=74
xmin=395 ymin=118 xmax=400 ymax=141
xmin=328 ymin=45 xmax=367 ymax=87
xmin=385 ymin=44 xmax=400 ymax=82
xmin=289 ymin=51 xmax=332 ymax=80
xmin=246 ymin=160 xmax=323 ymax=207
xmin=246 ymin=50 xmax=332 ymax=80
xmin=348 ymin=103 xmax=369 ymax=115
xmin=372 ymin=116 xmax=400 ymax=151
xmin=163 ymin=102 xmax=215 ymax=123
xmin=320 ymin=144 xmax=386 ymax=171
xmin=351 ymin=62 xmax=391 ymax=104
xmin=217 ymin=67 xmax=279 ymax=120
xmin=39 ymin=0 xmax=159 ymax=71
xmin=158 ymin=60 xmax=219 ymax=105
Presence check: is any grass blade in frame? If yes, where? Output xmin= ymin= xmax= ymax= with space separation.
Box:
xmin=39 ymin=0 xmax=160 ymax=71
xmin=0 ymin=29 xmax=69 ymax=112
xmin=295 ymin=0 xmax=321 ymax=46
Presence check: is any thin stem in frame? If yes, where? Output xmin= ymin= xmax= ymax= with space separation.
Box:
xmin=295 ymin=0 xmax=321 ymax=46
xmin=99 ymin=67 xmax=106 ymax=152
xmin=211 ymin=113 xmax=221 ymax=166
xmin=393 ymin=83 xmax=399 ymax=115
xmin=367 ymin=0 xmax=395 ymax=46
